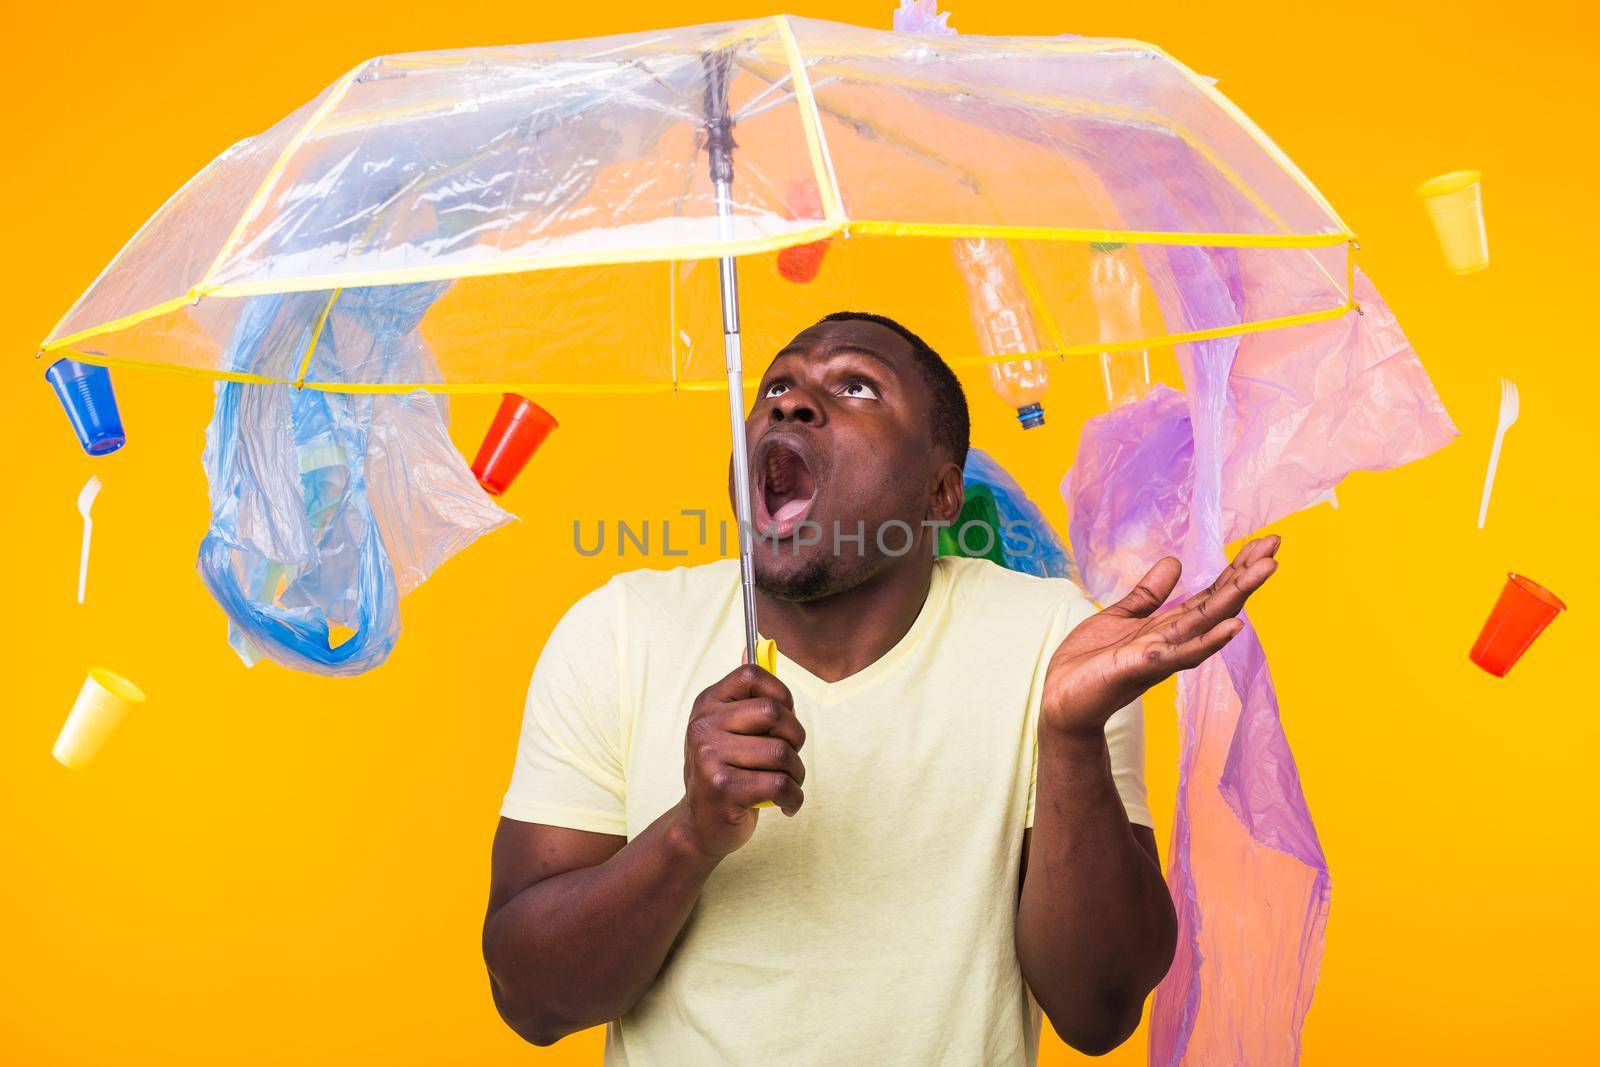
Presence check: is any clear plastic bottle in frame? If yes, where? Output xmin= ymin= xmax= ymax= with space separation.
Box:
xmin=1089 ymin=242 xmax=1153 ymax=409
xmin=952 ymin=238 xmax=1051 ymax=429
xmin=988 ymin=361 xmax=1049 ymax=429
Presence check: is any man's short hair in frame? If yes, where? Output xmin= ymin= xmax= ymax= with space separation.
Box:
xmin=818 ymin=311 xmax=970 ymax=469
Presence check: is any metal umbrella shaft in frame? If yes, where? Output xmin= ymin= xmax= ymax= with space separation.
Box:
xmin=704 ymin=50 xmax=760 ymax=665
xmin=716 ymin=183 xmax=760 ymax=666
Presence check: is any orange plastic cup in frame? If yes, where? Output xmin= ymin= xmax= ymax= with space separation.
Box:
xmin=471 ymin=394 xmax=557 ymax=496
xmin=776 ymin=180 xmax=831 ymax=284
xmin=1469 ymin=573 xmax=1566 ymax=677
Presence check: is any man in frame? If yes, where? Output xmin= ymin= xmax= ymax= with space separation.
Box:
xmin=483 ymin=312 xmax=1279 ymax=1064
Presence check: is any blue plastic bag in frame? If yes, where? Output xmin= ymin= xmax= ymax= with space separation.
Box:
xmin=197 ymin=283 xmax=510 ymax=675
xmin=961 ymin=447 xmax=1077 ymax=581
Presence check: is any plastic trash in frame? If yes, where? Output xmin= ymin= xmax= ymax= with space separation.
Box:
xmin=937 ymin=483 xmax=1007 ymax=566
xmin=1064 ymin=257 xmax=1456 ymax=1066
xmin=53 ymin=667 xmax=145 ymax=769
xmin=988 ymin=362 xmax=1049 ymax=430
xmin=899 ymin=2 xmax=1060 ymax=432
xmin=1478 ymin=377 xmax=1520 ymax=529
xmin=1470 ymin=572 xmax=1566 ymax=676
xmin=76 ymin=475 xmax=102 ymax=604
xmin=45 ymin=358 xmax=126 ymax=456
xmin=952 ymin=238 xmax=1051 ymax=428
xmin=1418 ymin=170 xmax=1489 ymax=274
xmin=197 ymin=283 xmax=512 ymax=676
xmin=471 ymin=394 xmax=558 ymax=496
xmin=776 ymin=181 xmax=831 ymax=284
xmin=1089 ymin=242 xmax=1154 ymax=409
xmin=893 ymin=0 xmax=953 ymax=33
xmin=938 ymin=448 xmax=1076 ymax=580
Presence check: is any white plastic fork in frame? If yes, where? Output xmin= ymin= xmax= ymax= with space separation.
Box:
xmin=76 ymin=475 xmax=103 ymax=604
xmin=1477 ymin=378 xmax=1519 ymax=529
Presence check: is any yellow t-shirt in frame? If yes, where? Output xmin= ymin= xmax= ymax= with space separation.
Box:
xmin=501 ymin=555 xmax=1150 ymax=1066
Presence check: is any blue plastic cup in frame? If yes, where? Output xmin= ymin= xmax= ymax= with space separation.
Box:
xmin=45 ymin=358 xmax=126 ymax=456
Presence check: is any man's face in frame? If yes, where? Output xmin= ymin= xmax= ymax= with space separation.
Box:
xmin=735 ymin=318 xmax=956 ymax=602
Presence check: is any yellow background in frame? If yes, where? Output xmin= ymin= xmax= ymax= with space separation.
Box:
xmin=3 ymin=2 xmax=1594 ymax=1063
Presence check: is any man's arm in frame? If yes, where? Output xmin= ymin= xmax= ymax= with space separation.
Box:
xmin=483 ymin=810 xmax=716 ymax=1045
xmin=1017 ymin=757 xmax=1174 ymax=1055
xmin=483 ymin=663 xmax=806 ymax=1046
xmin=1017 ymin=536 xmax=1281 ymax=1054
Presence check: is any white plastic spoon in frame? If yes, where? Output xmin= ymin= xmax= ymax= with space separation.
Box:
xmin=1477 ymin=378 xmax=1519 ymax=529
xmin=76 ymin=475 xmax=102 ymax=604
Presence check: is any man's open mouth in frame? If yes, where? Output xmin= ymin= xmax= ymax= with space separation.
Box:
xmin=754 ymin=440 xmax=818 ymax=539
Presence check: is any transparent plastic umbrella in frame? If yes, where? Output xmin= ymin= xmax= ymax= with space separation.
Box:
xmin=38 ymin=14 xmax=1362 ymax=664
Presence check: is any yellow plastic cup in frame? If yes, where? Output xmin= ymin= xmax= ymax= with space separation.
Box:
xmin=52 ymin=667 xmax=145 ymax=769
xmin=1417 ymin=170 xmax=1488 ymax=274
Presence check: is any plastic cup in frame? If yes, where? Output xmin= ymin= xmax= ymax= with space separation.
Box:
xmin=45 ymin=358 xmax=127 ymax=455
xmin=777 ymin=240 xmax=830 ymax=284
xmin=1470 ymin=573 xmax=1566 ymax=677
xmin=53 ymin=667 xmax=146 ymax=769
xmin=1417 ymin=170 xmax=1488 ymax=274
xmin=776 ymin=180 xmax=831 ymax=284
xmin=471 ymin=394 xmax=557 ymax=496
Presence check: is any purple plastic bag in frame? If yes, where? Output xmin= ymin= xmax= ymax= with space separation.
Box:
xmin=1064 ymin=260 xmax=1455 ymax=1064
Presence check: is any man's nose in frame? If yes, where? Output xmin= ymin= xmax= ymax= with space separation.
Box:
xmin=770 ymin=388 xmax=822 ymax=426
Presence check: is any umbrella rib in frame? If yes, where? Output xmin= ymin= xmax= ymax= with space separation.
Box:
xmin=620 ymin=58 xmax=705 ymax=123
xmin=294 ymin=287 xmax=342 ymax=388
xmin=734 ymin=71 xmax=793 ymax=118
xmin=774 ymin=15 xmax=844 ymax=224
xmin=198 ymin=62 xmax=366 ymax=292
xmin=733 ymin=76 xmax=841 ymax=123
xmin=733 ymin=54 xmax=978 ymax=193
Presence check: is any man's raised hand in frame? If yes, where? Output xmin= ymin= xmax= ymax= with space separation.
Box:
xmin=1040 ymin=535 xmax=1281 ymax=740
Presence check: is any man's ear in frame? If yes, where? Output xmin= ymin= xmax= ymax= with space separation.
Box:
xmin=929 ymin=462 xmax=965 ymax=526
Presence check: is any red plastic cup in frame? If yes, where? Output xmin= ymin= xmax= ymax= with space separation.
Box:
xmin=1469 ymin=572 xmax=1566 ymax=677
xmin=471 ymin=394 xmax=557 ymax=496
xmin=778 ymin=240 xmax=830 ymax=283
xmin=776 ymin=180 xmax=831 ymax=284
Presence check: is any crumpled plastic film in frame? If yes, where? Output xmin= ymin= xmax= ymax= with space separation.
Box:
xmin=197 ymin=283 xmax=511 ymax=675
xmin=1063 ymin=252 xmax=1455 ymax=1064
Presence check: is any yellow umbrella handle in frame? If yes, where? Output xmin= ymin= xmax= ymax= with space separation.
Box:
xmin=754 ymin=637 xmax=778 ymax=810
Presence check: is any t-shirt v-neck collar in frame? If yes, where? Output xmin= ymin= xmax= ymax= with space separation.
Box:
xmin=761 ymin=559 xmax=951 ymax=702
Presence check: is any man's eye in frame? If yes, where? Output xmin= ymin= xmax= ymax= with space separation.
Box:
xmin=839 ymin=378 xmax=879 ymax=400
xmin=763 ymin=382 xmax=790 ymax=399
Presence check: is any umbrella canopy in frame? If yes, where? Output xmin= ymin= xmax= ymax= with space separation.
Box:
xmin=39 ymin=15 xmax=1358 ymax=394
